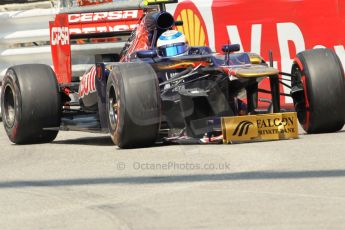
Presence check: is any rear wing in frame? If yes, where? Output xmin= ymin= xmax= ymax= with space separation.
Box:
xmin=50 ymin=0 xmax=177 ymax=84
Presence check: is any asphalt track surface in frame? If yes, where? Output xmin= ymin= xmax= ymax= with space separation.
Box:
xmin=0 ymin=124 xmax=345 ymax=229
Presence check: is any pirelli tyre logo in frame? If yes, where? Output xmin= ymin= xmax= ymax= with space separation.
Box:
xmin=222 ymin=112 xmax=299 ymax=143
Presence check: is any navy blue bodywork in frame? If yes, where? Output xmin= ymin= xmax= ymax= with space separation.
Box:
xmin=89 ymin=46 xmax=255 ymax=137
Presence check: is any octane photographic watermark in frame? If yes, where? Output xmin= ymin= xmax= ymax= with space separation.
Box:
xmin=116 ymin=161 xmax=231 ymax=171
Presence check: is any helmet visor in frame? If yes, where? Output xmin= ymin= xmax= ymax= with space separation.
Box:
xmin=158 ymin=43 xmax=188 ymax=57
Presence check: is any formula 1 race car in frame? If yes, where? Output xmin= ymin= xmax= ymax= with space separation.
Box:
xmin=1 ymin=0 xmax=345 ymax=148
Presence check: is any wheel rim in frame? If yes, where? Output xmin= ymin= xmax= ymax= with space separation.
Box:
xmin=108 ymin=86 xmax=118 ymax=130
xmin=3 ymin=84 xmax=16 ymax=128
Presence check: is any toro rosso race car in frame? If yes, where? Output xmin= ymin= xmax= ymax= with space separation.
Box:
xmin=1 ymin=0 xmax=345 ymax=148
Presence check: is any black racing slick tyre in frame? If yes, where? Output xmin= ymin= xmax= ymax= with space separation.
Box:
xmin=291 ymin=48 xmax=345 ymax=133
xmin=106 ymin=63 xmax=161 ymax=148
xmin=1 ymin=64 xmax=61 ymax=144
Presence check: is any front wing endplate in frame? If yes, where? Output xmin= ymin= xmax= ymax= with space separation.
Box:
xmin=221 ymin=112 xmax=299 ymax=143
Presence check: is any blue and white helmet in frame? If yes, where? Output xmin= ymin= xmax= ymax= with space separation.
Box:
xmin=157 ymin=30 xmax=189 ymax=57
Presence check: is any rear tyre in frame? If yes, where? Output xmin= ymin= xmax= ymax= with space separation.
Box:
xmin=291 ymin=48 xmax=345 ymax=133
xmin=106 ymin=63 xmax=161 ymax=148
xmin=1 ymin=64 xmax=61 ymax=144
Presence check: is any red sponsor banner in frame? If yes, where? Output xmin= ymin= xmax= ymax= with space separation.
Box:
xmin=49 ymin=14 xmax=72 ymax=84
xmin=211 ymin=0 xmax=344 ymax=61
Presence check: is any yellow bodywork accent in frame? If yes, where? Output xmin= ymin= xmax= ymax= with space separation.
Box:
xmin=249 ymin=56 xmax=263 ymax=64
xmin=222 ymin=112 xmax=299 ymax=143
xmin=155 ymin=61 xmax=210 ymax=70
xmin=233 ymin=65 xmax=279 ymax=78
xmin=248 ymin=53 xmax=265 ymax=64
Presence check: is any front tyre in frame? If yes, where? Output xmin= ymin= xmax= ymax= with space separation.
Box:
xmin=106 ymin=63 xmax=161 ymax=148
xmin=1 ymin=64 xmax=61 ymax=144
xmin=291 ymin=48 xmax=345 ymax=133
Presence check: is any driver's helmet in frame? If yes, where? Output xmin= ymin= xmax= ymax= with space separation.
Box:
xmin=157 ymin=30 xmax=189 ymax=57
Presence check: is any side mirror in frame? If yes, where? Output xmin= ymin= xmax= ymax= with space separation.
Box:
xmin=136 ymin=50 xmax=158 ymax=59
xmin=222 ymin=44 xmax=241 ymax=53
